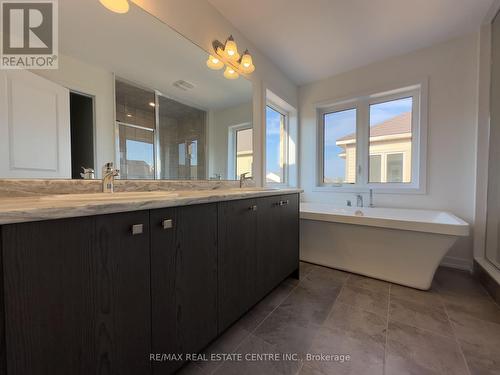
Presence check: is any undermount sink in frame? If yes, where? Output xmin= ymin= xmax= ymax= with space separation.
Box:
xmin=228 ymin=187 xmax=279 ymax=193
xmin=40 ymin=191 xmax=179 ymax=201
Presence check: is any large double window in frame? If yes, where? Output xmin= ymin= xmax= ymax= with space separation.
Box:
xmin=319 ymin=85 xmax=424 ymax=191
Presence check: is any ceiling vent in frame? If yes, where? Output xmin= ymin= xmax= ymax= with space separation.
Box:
xmin=173 ymin=80 xmax=195 ymax=91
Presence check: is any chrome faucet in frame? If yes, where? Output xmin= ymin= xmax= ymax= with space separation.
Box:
xmin=356 ymin=194 xmax=363 ymax=207
xmin=239 ymin=172 xmax=252 ymax=188
xmin=80 ymin=167 xmax=95 ymax=180
xmin=102 ymin=162 xmax=119 ymax=193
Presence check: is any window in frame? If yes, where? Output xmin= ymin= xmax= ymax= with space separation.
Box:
xmin=318 ymin=84 xmax=424 ymax=191
xmin=266 ymin=105 xmax=288 ymax=185
xmin=369 ymin=97 xmax=412 ymax=183
xmin=228 ymin=124 xmax=253 ymax=180
xmin=118 ymin=124 xmax=155 ymax=179
xmin=236 ymin=127 xmax=253 ymax=178
xmin=323 ymin=108 xmax=357 ymax=184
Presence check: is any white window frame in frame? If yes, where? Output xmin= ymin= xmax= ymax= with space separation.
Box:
xmin=316 ymin=82 xmax=427 ymax=194
xmin=265 ymin=102 xmax=290 ymax=187
xmin=227 ymin=122 xmax=252 ymax=180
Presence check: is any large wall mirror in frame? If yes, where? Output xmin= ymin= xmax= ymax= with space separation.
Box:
xmin=0 ymin=0 xmax=253 ymax=181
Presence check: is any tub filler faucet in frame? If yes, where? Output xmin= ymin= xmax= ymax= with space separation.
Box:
xmin=356 ymin=194 xmax=363 ymax=207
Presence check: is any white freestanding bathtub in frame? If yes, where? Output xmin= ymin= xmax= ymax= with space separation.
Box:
xmin=300 ymin=203 xmax=470 ymax=290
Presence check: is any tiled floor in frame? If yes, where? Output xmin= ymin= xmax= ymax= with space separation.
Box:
xmin=179 ymin=262 xmax=500 ymax=375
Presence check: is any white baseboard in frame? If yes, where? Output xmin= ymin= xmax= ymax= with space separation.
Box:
xmin=440 ymin=256 xmax=473 ymax=272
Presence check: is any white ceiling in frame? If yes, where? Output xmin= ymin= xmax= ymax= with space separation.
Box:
xmin=208 ymin=0 xmax=494 ymax=85
xmin=59 ymin=1 xmax=252 ymax=110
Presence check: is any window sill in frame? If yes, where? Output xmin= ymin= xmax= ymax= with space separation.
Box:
xmin=312 ymin=184 xmax=426 ymax=195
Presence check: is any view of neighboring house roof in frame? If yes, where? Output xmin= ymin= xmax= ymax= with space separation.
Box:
xmin=337 ymin=112 xmax=411 ymax=142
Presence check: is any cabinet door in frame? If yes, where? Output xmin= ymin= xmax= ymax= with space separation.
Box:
xmin=2 ymin=216 xmax=96 ymax=375
xmin=278 ymin=194 xmax=300 ymax=279
xmin=150 ymin=204 xmax=218 ymax=374
xmin=94 ymin=210 xmax=152 ymax=375
xmin=256 ymin=195 xmax=283 ymax=297
xmin=218 ymin=198 xmax=258 ymax=333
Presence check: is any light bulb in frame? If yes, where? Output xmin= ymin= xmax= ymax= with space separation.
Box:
xmin=206 ymin=55 xmax=224 ymax=70
xmin=99 ymin=0 xmax=130 ymax=14
xmin=224 ymin=66 xmax=239 ymax=80
xmin=240 ymin=51 xmax=255 ymax=73
xmin=224 ymin=36 xmax=239 ymax=61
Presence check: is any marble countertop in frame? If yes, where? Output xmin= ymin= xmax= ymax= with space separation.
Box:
xmin=0 ymin=188 xmax=302 ymax=225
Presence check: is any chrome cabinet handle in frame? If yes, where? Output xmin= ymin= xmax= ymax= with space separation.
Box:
xmin=131 ymin=224 xmax=144 ymax=235
xmin=162 ymin=219 xmax=174 ymax=230
xmin=249 ymin=205 xmax=258 ymax=211
xmin=277 ymin=200 xmax=290 ymax=207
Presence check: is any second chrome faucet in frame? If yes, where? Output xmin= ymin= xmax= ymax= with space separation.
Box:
xmin=102 ymin=162 xmax=120 ymax=193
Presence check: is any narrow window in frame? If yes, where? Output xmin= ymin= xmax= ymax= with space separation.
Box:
xmin=369 ymin=97 xmax=413 ymax=183
xmin=236 ymin=127 xmax=253 ymax=177
xmin=266 ymin=105 xmax=288 ymax=184
xmin=323 ymin=108 xmax=357 ymax=184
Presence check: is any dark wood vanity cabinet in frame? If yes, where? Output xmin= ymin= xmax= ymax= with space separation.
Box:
xmin=1 ymin=211 xmax=152 ymax=375
xmin=256 ymin=194 xmax=299 ymax=296
xmin=0 ymin=193 xmax=299 ymax=375
xmin=218 ymin=198 xmax=259 ymax=332
xmin=150 ymin=204 xmax=218 ymax=374
xmin=218 ymin=194 xmax=300 ymax=332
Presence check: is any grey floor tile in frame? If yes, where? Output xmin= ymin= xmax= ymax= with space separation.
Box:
xmin=182 ymin=267 xmax=500 ymax=375
xmin=300 ymin=261 xmax=316 ymax=278
xmin=434 ymin=267 xmax=488 ymax=298
xmin=390 ymin=283 xmax=443 ymax=307
xmin=213 ymin=334 xmax=302 ymax=375
xmin=279 ymin=283 xmax=341 ymax=325
xmin=323 ymin=302 xmax=387 ymax=343
xmin=177 ymin=362 xmax=207 ymax=375
xmin=300 ymin=265 xmax=350 ymax=293
xmin=451 ymin=315 xmax=500 ymax=375
xmin=298 ymin=364 xmax=322 ymax=374
xmin=238 ymin=282 xmax=295 ymax=332
xmin=336 ymin=285 xmax=389 ymax=317
xmin=442 ymin=292 xmax=500 ymax=325
xmin=389 ymin=295 xmax=454 ymax=337
xmin=195 ymin=323 xmax=251 ymax=373
xmin=345 ymin=274 xmax=391 ymax=294
xmin=306 ymin=324 xmax=384 ymax=375
xmin=302 ymin=302 xmax=386 ymax=375
xmin=385 ymin=321 xmax=469 ymax=375
xmin=253 ymin=305 xmax=322 ymax=357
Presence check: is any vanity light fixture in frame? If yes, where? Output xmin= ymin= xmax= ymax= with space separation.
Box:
xmin=206 ymin=35 xmax=255 ymax=80
xmin=99 ymin=0 xmax=130 ymax=14
xmin=223 ymin=66 xmax=239 ymax=80
xmin=206 ymin=55 xmax=224 ymax=70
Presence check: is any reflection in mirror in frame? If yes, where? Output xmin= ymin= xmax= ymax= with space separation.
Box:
xmin=157 ymin=95 xmax=207 ymax=180
xmin=0 ymin=0 xmax=252 ymax=181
